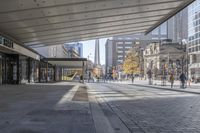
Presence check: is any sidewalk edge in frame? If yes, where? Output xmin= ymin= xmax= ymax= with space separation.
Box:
xmin=130 ymin=84 xmax=200 ymax=95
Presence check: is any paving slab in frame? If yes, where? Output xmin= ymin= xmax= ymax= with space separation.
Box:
xmin=0 ymin=83 xmax=95 ymax=133
xmin=88 ymin=83 xmax=200 ymax=133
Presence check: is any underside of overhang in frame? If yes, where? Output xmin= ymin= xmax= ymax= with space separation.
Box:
xmin=0 ymin=0 xmax=195 ymax=48
xmin=43 ymin=58 xmax=87 ymax=68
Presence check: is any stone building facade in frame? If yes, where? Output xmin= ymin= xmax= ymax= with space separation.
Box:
xmin=143 ymin=41 xmax=186 ymax=80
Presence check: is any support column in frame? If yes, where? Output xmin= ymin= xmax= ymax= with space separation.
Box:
xmin=39 ymin=61 xmax=41 ymax=83
xmin=17 ymin=55 xmax=20 ymax=84
xmin=46 ymin=62 xmax=48 ymax=83
xmin=54 ymin=66 xmax=56 ymax=82
xmin=82 ymin=61 xmax=85 ymax=83
xmin=28 ymin=58 xmax=31 ymax=83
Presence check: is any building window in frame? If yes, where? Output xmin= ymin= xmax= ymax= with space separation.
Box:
xmin=151 ymin=27 xmax=159 ymax=35
xmin=160 ymin=22 xmax=167 ymax=35
xmin=116 ymin=42 xmax=123 ymax=45
xmin=152 ymin=38 xmax=159 ymax=40
xmin=125 ymin=42 xmax=132 ymax=44
xmin=189 ymin=48 xmax=192 ymax=53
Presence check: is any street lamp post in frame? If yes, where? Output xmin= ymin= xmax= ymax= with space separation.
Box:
xmin=87 ymin=53 xmax=92 ymax=82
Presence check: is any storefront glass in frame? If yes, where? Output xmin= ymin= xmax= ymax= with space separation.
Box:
xmin=19 ymin=56 xmax=28 ymax=84
xmin=0 ymin=54 xmax=2 ymax=84
xmin=48 ymin=64 xmax=54 ymax=81
xmin=3 ymin=54 xmax=19 ymax=84
xmin=32 ymin=60 xmax=39 ymax=83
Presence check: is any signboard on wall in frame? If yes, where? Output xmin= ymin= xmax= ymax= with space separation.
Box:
xmin=0 ymin=36 xmax=14 ymax=49
xmin=0 ymin=35 xmax=40 ymax=60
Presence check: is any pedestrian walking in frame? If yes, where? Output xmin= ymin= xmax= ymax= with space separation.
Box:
xmin=132 ymin=74 xmax=134 ymax=83
xmin=88 ymin=72 xmax=91 ymax=83
xmin=180 ymin=73 xmax=186 ymax=88
xmin=188 ymin=78 xmax=191 ymax=88
xmin=169 ymin=74 xmax=174 ymax=88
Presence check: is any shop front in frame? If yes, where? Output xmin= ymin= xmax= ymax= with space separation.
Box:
xmin=189 ymin=63 xmax=200 ymax=83
xmin=0 ymin=35 xmax=41 ymax=84
xmin=0 ymin=53 xmax=19 ymax=84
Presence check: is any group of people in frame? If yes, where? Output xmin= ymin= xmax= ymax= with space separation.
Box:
xmin=169 ymin=73 xmax=188 ymax=88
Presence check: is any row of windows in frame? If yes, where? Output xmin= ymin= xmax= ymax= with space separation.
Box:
xmin=188 ymin=45 xmax=200 ymax=53
xmin=118 ymin=51 xmax=123 ymax=53
xmin=118 ymin=56 xmax=124 ymax=60
xmin=194 ymin=25 xmax=200 ymax=33
xmin=188 ymin=10 xmax=200 ymax=20
xmin=188 ymin=38 xmax=200 ymax=46
xmin=188 ymin=32 xmax=200 ymax=41
xmin=188 ymin=18 xmax=200 ymax=29
xmin=189 ymin=0 xmax=200 ymax=14
xmin=117 ymin=46 xmax=132 ymax=49
xmin=116 ymin=42 xmax=133 ymax=45
xmin=191 ymin=18 xmax=200 ymax=27
xmin=117 ymin=46 xmax=123 ymax=49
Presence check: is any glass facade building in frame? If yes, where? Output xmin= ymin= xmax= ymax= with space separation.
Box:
xmin=188 ymin=0 xmax=200 ymax=81
xmin=188 ymin=0 xmax=200 ymax=53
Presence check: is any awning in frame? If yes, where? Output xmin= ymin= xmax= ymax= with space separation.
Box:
xmin=43 ymin=58 xmax=87 ymax=68
xmin=0 ymin=0 xmax=194 ymax=47
xmin=0 ymin=43 xmax=40 ymax=60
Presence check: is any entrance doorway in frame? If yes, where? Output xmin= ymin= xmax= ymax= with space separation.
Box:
xmin=0 ymin=55 xmax=2 ymax=84
xmin=0 ymin=54 xmax=19 ymax=84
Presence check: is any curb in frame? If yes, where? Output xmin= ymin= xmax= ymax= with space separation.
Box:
xmin=130 ymin=84 xmax=200 ymax=95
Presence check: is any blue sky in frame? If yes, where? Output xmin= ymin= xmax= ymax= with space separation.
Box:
xmin=81 ymin=38 xmax=112 ymax=65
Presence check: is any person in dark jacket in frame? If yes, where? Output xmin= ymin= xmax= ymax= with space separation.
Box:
xmin=170 ymin=74 xmax=174 ymax=88
xmin=131 ymin=74 xmax=134 ymax=83
xmin=180 ymin=73 xmax=186 ymax=88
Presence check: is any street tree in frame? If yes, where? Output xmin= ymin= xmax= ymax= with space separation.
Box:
xmin=123 ymin=49 xmax=140 ymax=75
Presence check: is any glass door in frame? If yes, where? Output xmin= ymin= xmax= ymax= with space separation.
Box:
xmin=0 ymin=56 xmax=2 ymax=84
xmin=1 ymin=55 xmax=6 ymax=84
xmin=4 ymin=55 xmax=18 ymax=84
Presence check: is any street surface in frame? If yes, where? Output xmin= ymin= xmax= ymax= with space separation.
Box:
xmin=88 ymin=83 xmax=200 ymax=133
xmin=108 ymin=79 xmax=200 ymax=94
xmin=0 ymin=82 xmax=200 ymax=133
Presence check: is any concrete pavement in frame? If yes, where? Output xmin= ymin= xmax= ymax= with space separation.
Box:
xmin=0 ymin=82 xmax=130 ymax=133
xmin=108 ymin=79 xmax=200 ymax=94
xmin=88 ymin=83 xmax=200 ymax=133
xmin=1 ymin=82 xmax=200 ymax=133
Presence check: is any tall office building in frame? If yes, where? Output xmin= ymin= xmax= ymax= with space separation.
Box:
xmin=93 ymin=39 xmax=103 ymax=77
xmin=64 ymin=42 xmax=83 ymax=58
xmin=188 ymin=0 xmax=200 ymax=81
xmin=105 ymin=7 xmax=188 ymax=75
xmin=34 ymin=44 xmax=67 ymax=58
xmin=168 ymin=7 xmax=188 ymax=43
xmin=105 ymin=21 xmax=169 ymax=74
xmin=105 ymin=36 xmax=161 ymax=74
xmin=94 ymin=39 xmax=101 ymax=66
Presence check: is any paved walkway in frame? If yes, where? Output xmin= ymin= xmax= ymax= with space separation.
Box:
xmin=0 ymin=82 xmax=130 ymax=133
xmin=88 ymin=83 xmax=200 ymax=133
xmin=2 ymin=82 xmax=200 ymax=133
xmin=108 ymin=79 xmax=200 ymax=94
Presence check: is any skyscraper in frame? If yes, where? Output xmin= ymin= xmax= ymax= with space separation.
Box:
xmin=188 ymin=0 xmax=200 ymax=81
xmin=93 ymin=39 xmax=103 ymax=77
xmin=63 ymin=42 xmax=83 ymax=58
xmin=105 ymin=7 xmax=188 ymax=75
xmin=94 ymin=39 xmax=100 ymax=66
